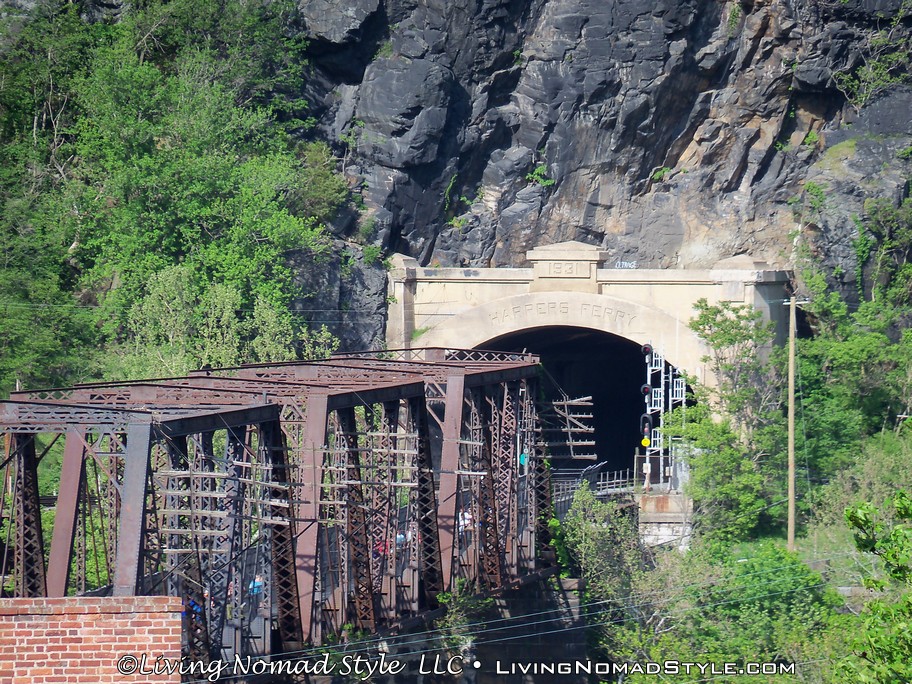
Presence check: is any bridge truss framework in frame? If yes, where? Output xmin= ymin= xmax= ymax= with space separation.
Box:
xmin=0 ymin=348 xmax=552 ymax=662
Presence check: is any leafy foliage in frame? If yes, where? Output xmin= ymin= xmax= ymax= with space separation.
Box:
xmin=435 ymin=578 xmax=494 ymax=656
xmin=863 ymin=196 xmax=912 ymax=309
xmin=841 ymin=491 xmax=912 ymax=683
xmin=70 ymin=38 xmax=334 ymax=327
xmin=0 ymin=0 xmax=348 ymax=392
xmin=562 ymin=482 xmax=643 ymax=600
xmin=560 ymin=487 xmax=845 ymax=681
xmin=665 ymin=403 xmax=768 ymax=542
xmin=833 ymin=0 xmax=912 ymax=110
xmin=666 ymin=300 xmax=784 ymax=541
xmin=689 ymin=298 xmax=776 ymax=436
xmin=525 ymin=164 xmax=555 ymax=186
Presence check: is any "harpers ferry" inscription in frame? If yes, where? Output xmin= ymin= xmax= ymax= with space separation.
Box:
xmin=490 ymin=300 xmax=637 ymax=328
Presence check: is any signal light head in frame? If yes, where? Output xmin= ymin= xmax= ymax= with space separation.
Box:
xmin=640 ymin=383 xmax=652 ymax=396
xmin=640 ymin=413 xmax=652 ymax=439
xmin=641 ymin=344 xmax=653 ymax=356
xmin=639 ymin=414 xmax=653 ymax=445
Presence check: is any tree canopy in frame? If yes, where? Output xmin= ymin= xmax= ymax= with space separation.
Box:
xmin=0 ymin=0 xmax=349 ymax=392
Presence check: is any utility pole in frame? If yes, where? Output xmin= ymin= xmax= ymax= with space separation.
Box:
xmin=787 ymin=295 xmax=796 ymax=552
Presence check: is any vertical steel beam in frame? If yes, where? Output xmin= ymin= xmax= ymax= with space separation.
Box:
xmin=372 ymin=401 xmax=399 ymax=623
xmin=112 ymin=421 xmax=152 ymax=596
xmin=494 ymin=382 xmax=518 ymax=577
xmin=295 ymin=393 xmax=328 ymax=644
xmin=104 ymin=433 xmax=123 ymax=582
xmin=46 ymin=431 xmax=86 ymax=596
xmin=337 ymin=406 xmax=376 ymax=631
xmin=73 ymin=481 xmax=86 ymax=594
xmin=12 ymin=434 xmax=46 ymax=597
xmin=438 ymin=374 xmax=465 ymax=591
xmin=410 ymin=395 xmax=442 ymax=605
xmin=516 ymin=382 xmax=539 ymax=572
xmin=459 ymin=389 xmax=483 ymax=586
xmin=261 ymin=419 xmax=304 ymax=650
xmin=164 ymin=436 xmax=188 ymax=599
xmin=526 ymin=382 xmax=552 ymax=568
xmin=208 ymin=426 xmax=247 ymax=658
xmin=476 ymin=390 xmax=504 ymax=590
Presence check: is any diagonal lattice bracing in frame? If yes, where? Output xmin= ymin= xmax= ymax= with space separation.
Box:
xmin=0 ymin=349 xmax=549 ymax=656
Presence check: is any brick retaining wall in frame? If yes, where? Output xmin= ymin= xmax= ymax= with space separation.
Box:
xmin=0 ymin=596 xmax=182 ymax=684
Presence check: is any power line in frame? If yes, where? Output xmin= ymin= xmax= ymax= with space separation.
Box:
xmin=185 ymin=575 xmax=846 ymax=684
xmin=179 ymin=550 xmax=859 ymax=682
xmin=1 ymin=301 xmax=386 ymax=315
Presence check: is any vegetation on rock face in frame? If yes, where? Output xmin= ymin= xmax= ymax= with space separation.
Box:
xmin=0 ymin=0 xmax=348 ymax=393
xmin=833 ymin=0 xmax=912 ymax=110
xmin=559 ymin=173 xmax=912 ymax=678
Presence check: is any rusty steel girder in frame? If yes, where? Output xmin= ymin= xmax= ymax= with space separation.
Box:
xmin=0 ymin=348 xmax=551 ymax=660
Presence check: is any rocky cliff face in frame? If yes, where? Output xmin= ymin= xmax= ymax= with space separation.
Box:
xmin=20 ymin=0 xmax=908 ymax=349
xmin=302 ymin=0 xmax=912 ymax=299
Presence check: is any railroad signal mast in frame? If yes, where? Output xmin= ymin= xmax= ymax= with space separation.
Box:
xmin=639 ymin=344 xmax=686 ymax=490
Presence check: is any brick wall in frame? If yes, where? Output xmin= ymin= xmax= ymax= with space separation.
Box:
xmin=0 ymin=596 xmax=182 ymax=684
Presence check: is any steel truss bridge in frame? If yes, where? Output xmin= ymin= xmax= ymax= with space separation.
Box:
xmin=0 ymin=348 xmax=555 ymax=662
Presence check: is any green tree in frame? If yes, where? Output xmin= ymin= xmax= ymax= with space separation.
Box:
xmin=562 ymin=482 xmax=643 ymax=601
xmin=689 ymin=297 xmax=777 ymax=437
xmin=69 ymin=39 xmax=335 ymax=333
xmin=299 ymin=324 xmax=340 ymax=360
xmin=248 ymin=296 xmax=296 ymax=362
xmin=435 ymin=578 xmax=493 ymax=657
xmin=841 ymin=491 xmax=912 ymax=683
xmin=665 ymin=299 xmax=782 ymax=541
xmin=863 ymin=196 xmax=912 ymax=309
xmin=687 ymin=544 xmax=841 ymax=669
xmin=0 ymin=1 xmax=108 ymax=394
xmin=666 ymin=404 xmax=768 ymax=542
xmin=197 ymin=282 xmax=243 ymax=369
xmin=118 ymin=264 xmax=198 ymax=377
xmin=560 ymin=482 xmax=657 ymax=661
xmin=793 ymin=249 xmax=909 ymax=479
xmin=559 ymin=488 xmax=844 ymax=682
xmin=0 ymin=0 xmax=350 ymax=391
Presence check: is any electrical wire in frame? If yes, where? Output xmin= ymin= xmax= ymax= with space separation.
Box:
xmin=176 ymin=548 xmax=859 ymax=683
xmin=144 ymin=400 xmax=864 ymax=664
xmin=183 ymin=572 xmax=849 ymax=684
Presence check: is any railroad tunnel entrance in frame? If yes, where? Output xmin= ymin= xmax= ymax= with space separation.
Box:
xmin=481 ymin=326 xmax=647 ymax=474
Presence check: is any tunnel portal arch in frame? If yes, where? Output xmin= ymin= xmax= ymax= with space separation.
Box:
xmin=414 ymin=290 xmax=702 ymax=379
xmin=412 ymin=291 xmax=695 ymax=474
xmin=386 ymin=242 xmax=790 ymax=474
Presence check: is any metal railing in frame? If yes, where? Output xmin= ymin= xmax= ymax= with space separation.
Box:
xmin=551 ymin=467 xmax=636 ymax=519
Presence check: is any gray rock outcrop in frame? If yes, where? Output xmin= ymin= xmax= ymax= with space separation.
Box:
xmin=300 ymin=0 xmax=911 ymax=282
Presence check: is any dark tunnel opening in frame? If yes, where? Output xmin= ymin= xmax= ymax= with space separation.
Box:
xmin=480 ymin=326 xmax=647 ymax=474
